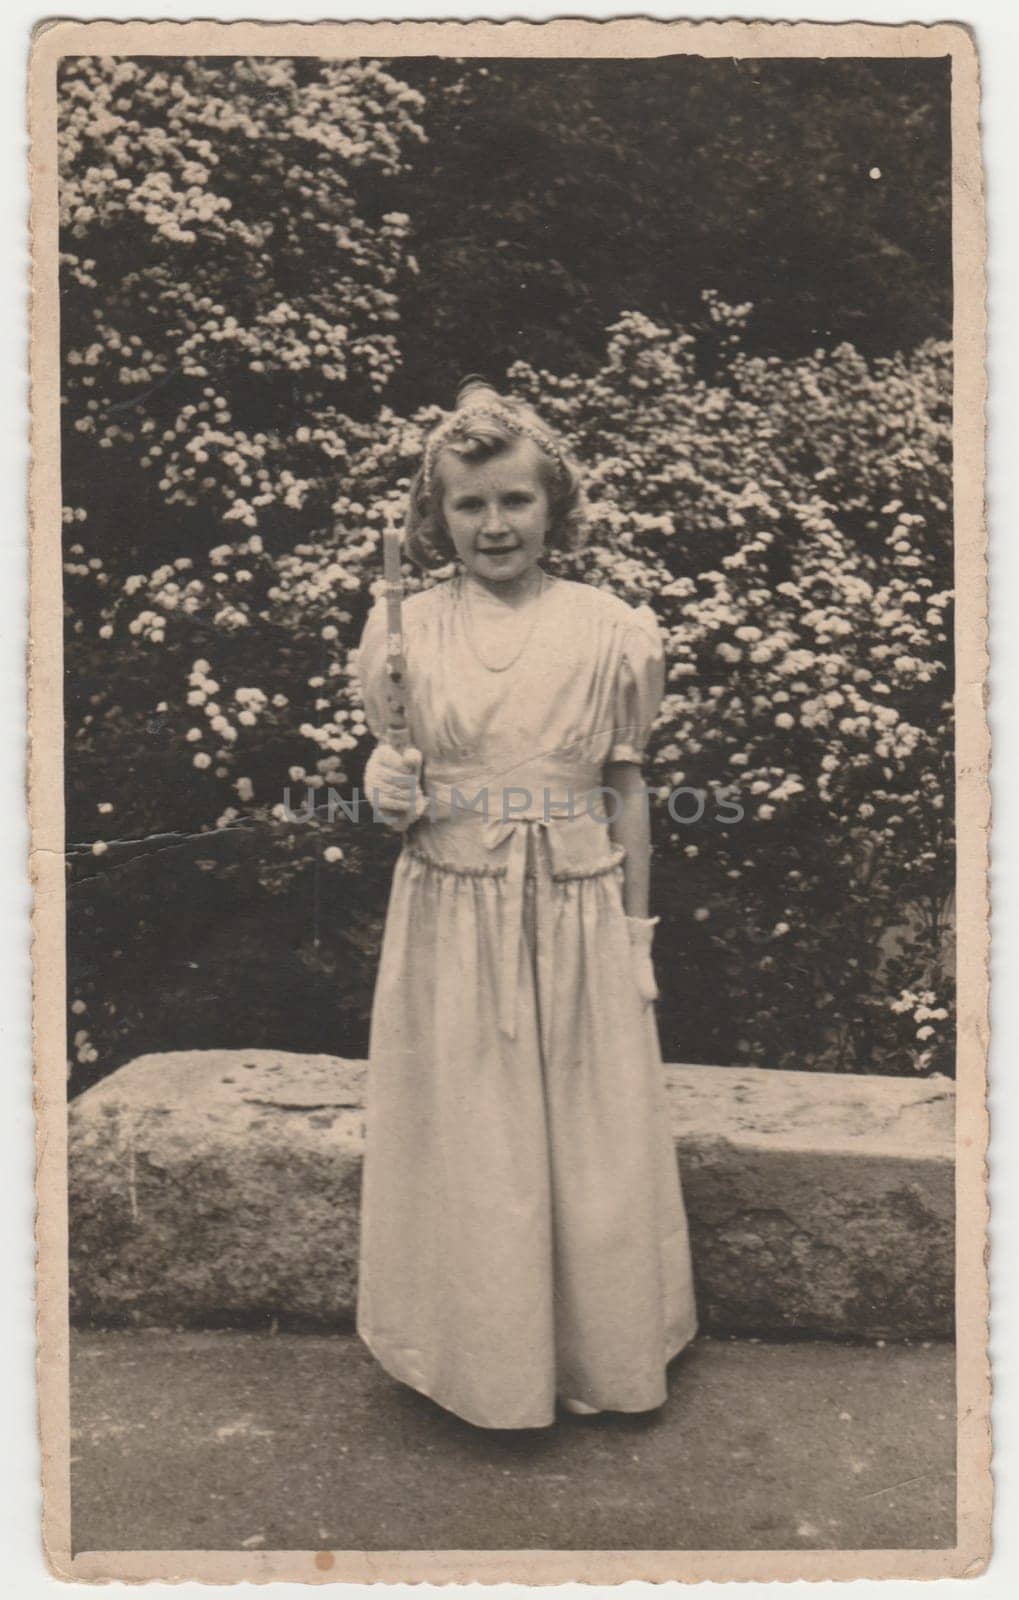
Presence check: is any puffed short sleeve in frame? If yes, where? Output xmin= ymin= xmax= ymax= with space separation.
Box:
xmin=353 ymin=600 xmax=390 ymax=740
xmin=608 ymin=603 xmax=666 ymax=765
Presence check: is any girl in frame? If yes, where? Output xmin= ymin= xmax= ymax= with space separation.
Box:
xmin=355 ymin=379 xmax=697 ymax=1429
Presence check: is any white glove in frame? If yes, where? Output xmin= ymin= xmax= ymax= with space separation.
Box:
xmin=364 ymin=742 xmax=427 ymax=832
xmin=626 ymin=915 xmax=660 ymax=1005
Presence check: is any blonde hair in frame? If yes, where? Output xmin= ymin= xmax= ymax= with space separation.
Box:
xmin=404 ymin=385 xmax=588 ymax=570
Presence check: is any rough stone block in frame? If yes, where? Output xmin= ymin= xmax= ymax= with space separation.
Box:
xmin=68 ymin=1051 xmax=954 ymax=1339
xmin=665 ymin=1066 xmax=954 ymax=1339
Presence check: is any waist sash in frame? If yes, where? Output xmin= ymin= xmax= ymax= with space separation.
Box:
xmin=411 ymin=780 xmax=622 ymax=1040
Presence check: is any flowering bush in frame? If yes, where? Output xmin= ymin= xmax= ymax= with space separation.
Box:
xmin=59 ymin=61 xmax=952 ymax=1087
xmin=511 ymin=303 xmax=953 ymax=1075
xmin=58 ymin=54 xmax=427 ymax=1086
xmin=59 ymin=54 xmax=423 ymax=581
xmin=64 ymin=300 xmax=953 ymax=1085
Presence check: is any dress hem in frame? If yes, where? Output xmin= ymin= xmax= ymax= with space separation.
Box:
xmin=357 ymin=1321 xmax=699 ymax=1432
xmin=357 ymin=1324 xmax=555 ymax=1430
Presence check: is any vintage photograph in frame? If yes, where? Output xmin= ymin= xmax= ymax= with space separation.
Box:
xmin=30 ymin=17 xmax=989 ymax=1584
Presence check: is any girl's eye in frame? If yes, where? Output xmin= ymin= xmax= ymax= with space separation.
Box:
xmin=504 ymin=493 xmax=533 ymax=508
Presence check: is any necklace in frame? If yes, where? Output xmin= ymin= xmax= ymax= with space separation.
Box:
xmin=461 ymin=570 xmax=549 ymax=674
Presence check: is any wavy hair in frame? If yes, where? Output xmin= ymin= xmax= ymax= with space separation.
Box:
xmin=404 ymin=392 xmax=588 ymax=570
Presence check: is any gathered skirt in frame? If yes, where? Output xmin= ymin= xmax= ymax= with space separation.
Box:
xmin=356 ymin=814 xmax=698 ymax=1429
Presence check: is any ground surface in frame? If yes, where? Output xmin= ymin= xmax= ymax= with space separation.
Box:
xmin=70 ymin=1330 xmax=955 ymax=1554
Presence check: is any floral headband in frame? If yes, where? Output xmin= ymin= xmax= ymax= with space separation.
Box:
xmin=421 ymin=379 xmax=569 ymax=496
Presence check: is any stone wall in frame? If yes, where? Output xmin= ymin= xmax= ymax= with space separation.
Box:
xmin=68 ymin=1051 xmax=955 ymax=1339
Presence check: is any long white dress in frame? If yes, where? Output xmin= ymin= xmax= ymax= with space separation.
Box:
xmin=354 ymin=572 xmax=697 ymax=1429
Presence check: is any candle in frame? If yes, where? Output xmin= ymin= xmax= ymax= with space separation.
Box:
xmin=382 ymin=521 xmax=409 ymax=753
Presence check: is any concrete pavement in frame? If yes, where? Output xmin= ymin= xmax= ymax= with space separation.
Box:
xmin=70 ymin=1330 xmax=956 ymax=1555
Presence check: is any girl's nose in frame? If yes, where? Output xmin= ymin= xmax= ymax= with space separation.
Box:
xmin=482 ymin=503 xmax=505 ymax=533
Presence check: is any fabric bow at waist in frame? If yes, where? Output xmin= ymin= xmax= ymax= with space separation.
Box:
xmin=484 ymin=813 xmax=550 ymax=1040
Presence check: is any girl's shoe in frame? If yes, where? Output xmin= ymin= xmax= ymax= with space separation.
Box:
xmin=560 ymin=1396 xmax=603 ymax=1415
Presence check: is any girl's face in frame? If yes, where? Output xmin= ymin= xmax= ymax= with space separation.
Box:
xmin=438 ymin=437 xmax=551 ymax=587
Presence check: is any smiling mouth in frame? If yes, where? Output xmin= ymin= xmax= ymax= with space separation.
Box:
xmin=479 ymin=544 xmax=519 ymax=556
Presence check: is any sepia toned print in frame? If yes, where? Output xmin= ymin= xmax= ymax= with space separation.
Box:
xmin=30 ymin=16 xmax=989 ymax=1584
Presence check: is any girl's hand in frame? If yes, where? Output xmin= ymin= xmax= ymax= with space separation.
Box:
xmin=626 ymin=914 xmax=660 ymax=1005
xmin=364 ymin=742 xmax=426 ymax=832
